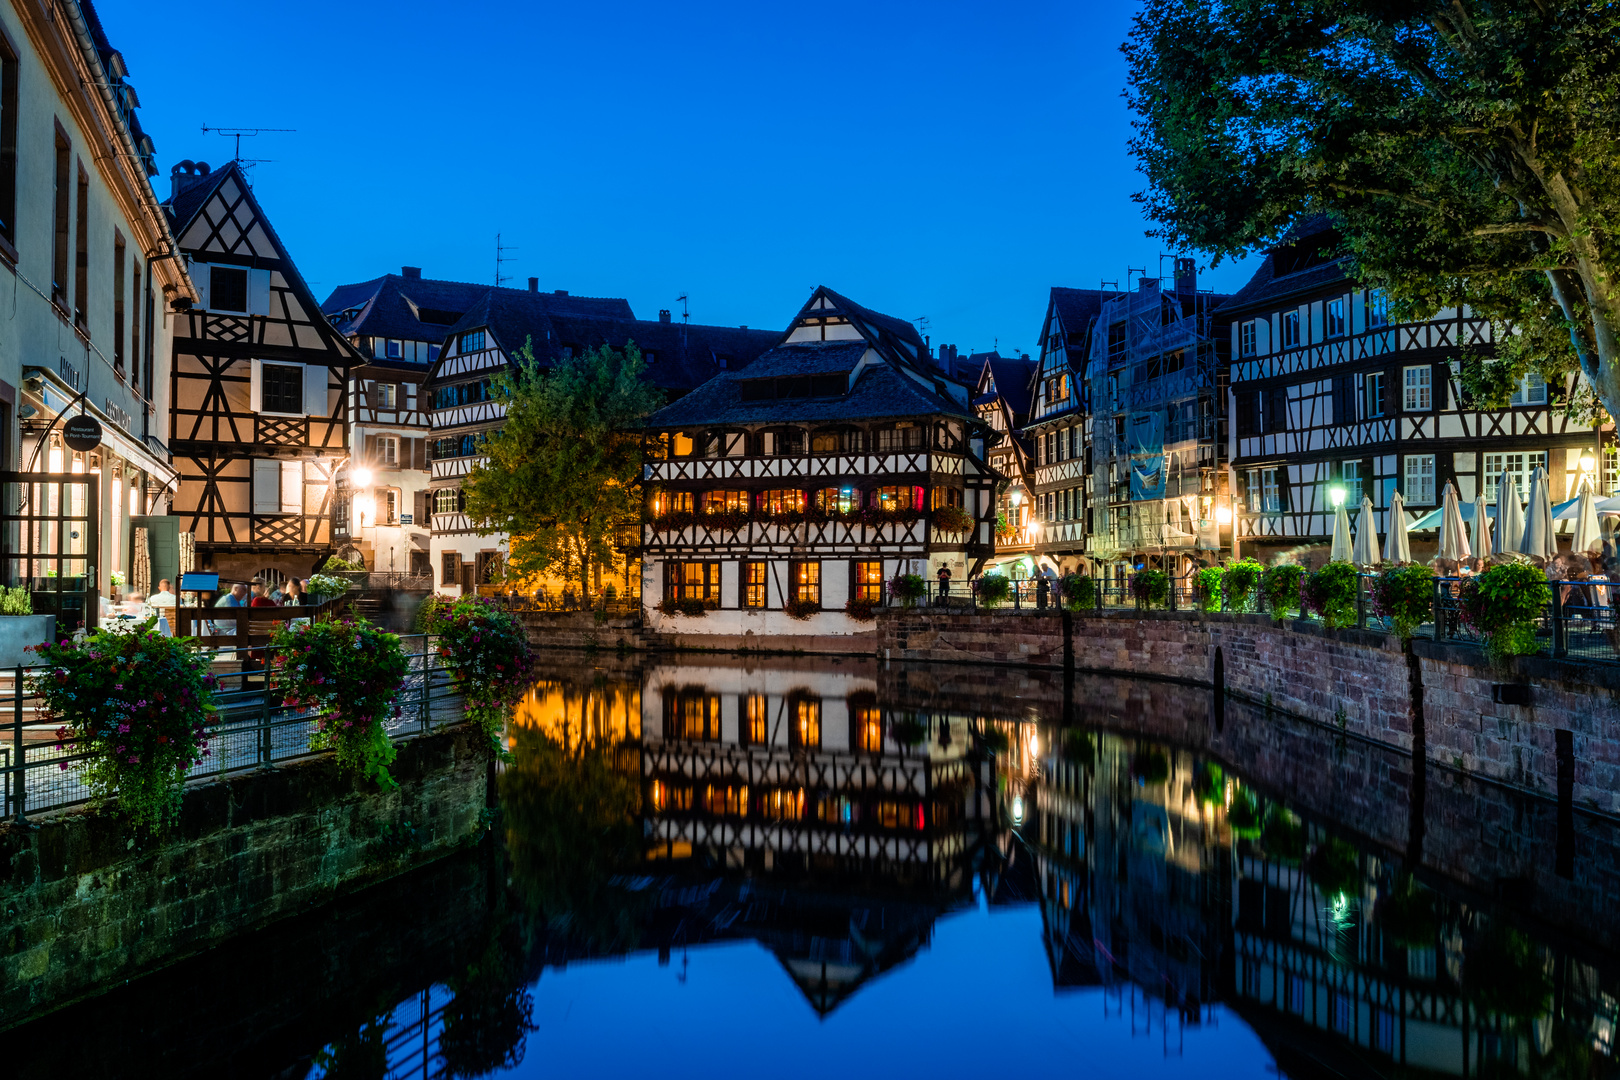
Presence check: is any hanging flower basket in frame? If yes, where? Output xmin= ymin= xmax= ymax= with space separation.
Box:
xmin=270 ymin=616 xmax=410 ymax=788
xmin=421 ymin=597 xmax=537 ymax=744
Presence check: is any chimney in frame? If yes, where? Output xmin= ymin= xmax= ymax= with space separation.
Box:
xmin=554 ymin=290 xmax=569 ymax=297
xmin=1174 ymin=257 xmax=1197 ymax=294
xmin=168 ymin=159 xmax=212 ymax=201
xmin=659 ymin=309 xmax=671 ymax=324
xmin=402 ymin=266 xmax=422 ymax=279
xmin=527 ymin=277 xmax=538 ymax=292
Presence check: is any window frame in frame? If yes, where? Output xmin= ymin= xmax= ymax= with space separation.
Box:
xmin=789 ymin=560 xmax=821 ymax=607
xmin=1325 ymin=298 xmax=1346 ymax=338
xmin=1364 ymin=371 xmax=1386 ymax=418
xmin=742 ymin=560 xmax=767 ymax=609
xmin=458 ymin=329 xmax=486 ymax=353
xmin=1403 ymin=453 xmax=1436 ymax=506
xmin=1402 ymin=365 xmax=1432 ymax=412
xmin=1239 ymin=320 xmax=1257 ymax=357
xmin=260 ymin=362 xmax=305 ymax=415
xmin=851 ymin=559 xmax=883 ymax=603
xmin=1281 ymin=309 xmax=1300 ymax=349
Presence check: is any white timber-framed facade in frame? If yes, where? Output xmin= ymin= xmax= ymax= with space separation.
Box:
xmin=638 ymin=286 xmax=998 ymax=637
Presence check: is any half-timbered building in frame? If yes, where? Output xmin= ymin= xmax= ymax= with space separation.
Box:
xmin=639 ymin=286 xmax=998 ymax=637
xmin=0 ymin=0 xmax=193 ymax=625
xmin=1085 ymin=267 xmax=1231 ymax=582
xmin=1022 ymin=287 xmax=1109 ymax=578
xmin=1221 ymin=218 xmax=1608 ymax=563
xmin=970 ymin=351 xmax=1036 ymax=573
xmin=162 ymin=159 xmax=362 ymax=584
xmin=320 ymin=267 xmax=506 ymax=575
xmin=426 ymin=286 xmax=778 ymax=593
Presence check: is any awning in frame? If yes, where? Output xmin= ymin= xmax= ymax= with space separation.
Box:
xmin=24 ymin=367 xmax=179 ymax=487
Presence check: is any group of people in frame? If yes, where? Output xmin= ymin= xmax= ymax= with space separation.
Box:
xmin=211 ymin=577 xmax=313 ymax=609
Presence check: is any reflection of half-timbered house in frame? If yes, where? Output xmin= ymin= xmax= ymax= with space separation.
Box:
xmin=639 ymin=661 xmax=987 ymax=885
xmin=425 ymin=288 xmax=777 ymax=594
xmin=971 ymin=352 xmax=1036 ymax=573
xmin=162 ymin=161 xmax=361 ymax=583
xmin=640 ymin=287 xmax=998 ymax=636
xmin=1222 ymin=217 xmax=1608 ymax=563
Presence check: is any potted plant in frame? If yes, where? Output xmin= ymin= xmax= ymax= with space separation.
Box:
xmin=930 ymin=505 xmax=975 ymax=534
xmin=269 ymin=616 xmax=410 ymax=788
xmin=1460 ymin=562 xmax=1551 ymax=666
xmin=843 ymin=596 xmax=877 ymax=621
xmin=889 ymin=573 xmax=927 ymax=608
xmin=976 ymin=573 xmax=1012 ymax=609
xmin=1223 ymin=558 xmax=1264 ymax=612
xmin=1371 ymin=564 xmax=1436 ymax=639
xmin=1303 ymin=561 xmax=1359 ymax=629
xmin=1193 ymin=565 xmax=1225 ymax=612
xmin=1129 ymin=568 xmax=1170 ymax=609
xmin=306 ymin=572 xmax=353 ymax=605
xmin=33 ymin=620 xmax=218 ymax=831
xmin=0 ymin=586 xmax=54 ymax=670
xmin=421 ymin=596 xmax=537 ymax=747
xmin=1060 ymin=572 xmax=1097 ymax=610
xmin=783 ymin=597 xmax=820 ymax=620
xmin=1260 ymin=563 xmax=1307 ymax=619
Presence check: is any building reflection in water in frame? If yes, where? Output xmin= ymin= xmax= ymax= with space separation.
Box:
xmin=289 ymin=658 xmax=1619 ymax=1080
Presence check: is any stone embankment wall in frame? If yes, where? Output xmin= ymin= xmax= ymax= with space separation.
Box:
xmin=876 ymin=608 xmax=1620 ymax=817
xmin=0 ymin=727 xmax=490 ymax=1030
xmin=516 ymin=611 xmax=651 ymax=651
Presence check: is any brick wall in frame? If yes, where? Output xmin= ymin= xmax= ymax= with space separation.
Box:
xmin=876 ymin=608 xmax=1620 ymax=816
xmin=0 ymin=727 xmax=491 ymax=1029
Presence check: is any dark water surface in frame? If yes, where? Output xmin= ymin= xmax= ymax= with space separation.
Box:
xmin=5 ymin=653 xmax=1618 ymax=1079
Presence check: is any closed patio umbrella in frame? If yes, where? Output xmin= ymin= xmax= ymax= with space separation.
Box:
xmin=1329 ymin=499 xmax=1353 ymax=562
xmin=1519 ymin=466 xmax=1557 ymax=560
xmin=1472 ymin=494 xmax=1493 ymax=560
xmin=1352 ymin=495 xmax=1381 ymax=566
xmin=1495 ymin=471 xmax=1525 ymax=554
xmin=1387 ymin=491 xmax=1412 ymax=564
xmin=1571 ymin=481 xmax=1602 ymax=556
xmin=1437 ymin=482 xmax=1470 ymax=562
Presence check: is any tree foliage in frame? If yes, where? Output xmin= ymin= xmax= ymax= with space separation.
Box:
xmin=462 ymin=339 xmax=664 ymax=596
xmin=1126 ymin=0 xmax=1620 ymax=421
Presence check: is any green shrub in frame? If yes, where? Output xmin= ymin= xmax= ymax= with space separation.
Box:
xmin=1461 ymin=562 xmax=1551 ymax=665
xmin=270 ymin=616 xmax=410 ymax=789
xmin=889 ymin=573 xmax=927 ymax=608
xmin=976 ymin=573 xmax=1011 ymax=608
xmin=1303 ymin=561 xmax=1359 ymax=629
xmin=1223 ymin=558 xmax=1263 ymax=612
xmin=1193 ymin=566 xmax=1225 ymax=611
xmin=32 ymin=621 xmax=218 ymax=831
xmin=1372 ymin=565 xmax=1436 ymax=638
xmin=0 ymin=585 xmax=32 ymax=615
xmin=1129 ymin=568 xmax=1170 ymax=608
xmin=1060 ymin=572 xmax=1097 ymax=610
xmin=322 ymin=556 xmax=367 ymax=573
xmin=1261 ymin=563 xmax=1307 ymax=618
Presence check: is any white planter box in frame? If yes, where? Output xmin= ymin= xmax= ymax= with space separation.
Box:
xmin=0 ymin=614 xmax=56 ymax=670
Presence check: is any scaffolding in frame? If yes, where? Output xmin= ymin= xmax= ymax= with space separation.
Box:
xmin=1086 ymin=264 xmax=1227 ymax=569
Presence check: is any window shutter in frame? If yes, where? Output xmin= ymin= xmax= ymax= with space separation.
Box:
xmin=247 ymin=269 xmax=271 ymax=315
xmin=1378 ymin=370 xmax=1392 ymax=416
xmin=190 ymin=261 xmax=211 ymax=309
xmin=1234 ymin=390 xmax=1256 ymax=437
xmin=252 ymin=459 xmax=279 ymax=514
xmin=303 ymin=364 xmax=326 ymax=417
xmin=414 ymin=490 xmax=429 ymax=524
xmin=414 ymin=438 xmax=426 ymax=470
xmin=1433 ymin=363 xmax=1450 ymax=410
xmin=249 ymin=359 xmax=263 ymax=413
xmin=1264 ymin=389 xmax=1288 ymax=433
xmin=363 ymin=434 xmax=376 ymax=466
xmin=281 ymin=461 xmax=303 ymax=514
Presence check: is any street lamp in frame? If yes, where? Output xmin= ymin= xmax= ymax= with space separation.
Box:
xmin=1330 ymin=484 xmax=1347 ymax=508
xmin=353 ymin=466 xmax=374 ymax=487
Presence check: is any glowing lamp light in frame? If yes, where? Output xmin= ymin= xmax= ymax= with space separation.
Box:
xmin=1011 ymin=795 xmax=1025 ymax=825
xmin=353 ymin=466 xmax=374 ymax=487
xmin=1215 ymin=505 xmax=1233 ymax=524
xmin=1581 ymin=450 xmax=1597 ymax=473
xmin=1330 ymin=485 xmax=1347 ymax=507
xmin=1009 ymin=487 xmax=1024 ymax=507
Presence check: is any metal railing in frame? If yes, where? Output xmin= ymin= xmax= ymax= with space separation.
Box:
xmin=899 ymin=571 xmax=1620 ymax=666
xmin=482 ymin=587 xmax=642 ymax=615
xmin=332 ymin=571 xmax=435 ymax=591
xmin=2 ymin=634 xmax=467 ymax=822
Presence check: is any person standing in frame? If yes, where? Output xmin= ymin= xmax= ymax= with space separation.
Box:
xmin=936 ymin=564 xmax=952 ymax=601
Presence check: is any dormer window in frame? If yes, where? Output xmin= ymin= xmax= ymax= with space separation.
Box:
xmin=738 ymin=374 xmax=847 ymax=401
xmin=458 ymin=330 xmax=485 ymax=353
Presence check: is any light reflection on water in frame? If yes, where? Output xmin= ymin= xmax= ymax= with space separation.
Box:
xmin=7 ymin=653 xmax=1617 ymax=1080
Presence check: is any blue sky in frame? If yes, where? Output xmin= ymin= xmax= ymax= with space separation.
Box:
xmin=100 ymin=0 xmax=1257 ymax=357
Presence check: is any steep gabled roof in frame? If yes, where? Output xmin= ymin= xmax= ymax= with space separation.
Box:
xmin=979 ymin=352 xmax=1038 ymax=422
xmin=643 ymin=341 xmax=973 ymax=429
xmin=1045 ymin=287 xmax=1111 ymax=359
xmin=1217 ymin=215 xmax=1347 ymax=316
xmin=544 ymin=314 xmax=779 ymax=392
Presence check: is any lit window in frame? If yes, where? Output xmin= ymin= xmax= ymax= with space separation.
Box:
xmin=701 ymin=490 xmax=748 ymax=513
xmin=855 ymin=706 xmax=883 ymax=753
xmin=791 ymin=561 xmax=820 ymax=605
xmin=853 ymin=560 xmax=883 ymax=603
xmin=744 ymin=561 xmax=767 ymax=609
xmin=792 ymin=698 xmax=821 ymax=748
xmin=1402 ymin=365 xmax=1431 ymax=411
xmin=1482 ymin=451 xmax=1547 ymax=504
xmin=742 ymin=693 xmax=767 ymax=742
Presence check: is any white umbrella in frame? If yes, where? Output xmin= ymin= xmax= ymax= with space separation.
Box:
xmin=1519 ymin=466 xmax=1557 ymax=560
xmin=1571 ymin=482 xmax=1602 ymax=555
xmin=1472 ymin=493 xmax=1493 ymax=560
xmin=1495 ymin=471 xmax=1525 ymax=554
xmin=1352 ymin=495 xmax=1381 ymax=566
xmin=1387 ymin=491 xmax=1413 ymax=564
xmin=1437 ymin=482 xmax=1470 ymax=561
xmin=1329 ymin=499 xmax=1353 ymax=562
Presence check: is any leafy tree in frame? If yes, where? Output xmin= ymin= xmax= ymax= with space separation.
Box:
xmin=462 ymin=339 xmax=663 ymax=597
xmin=1126 ymin=1 xmax=1620 ymax=420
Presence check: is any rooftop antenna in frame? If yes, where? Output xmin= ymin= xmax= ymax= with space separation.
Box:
xmin=200 ymin=125 xmax=294 ymax=163
xmin=676 ymin=294 xmax=689 ymax=324
xmin=495 ymin=233 xmax=518 ymax=287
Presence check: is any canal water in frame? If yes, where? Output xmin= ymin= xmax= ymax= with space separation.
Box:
xmin=4 ymin=652 xmax=1618 ymax=1079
